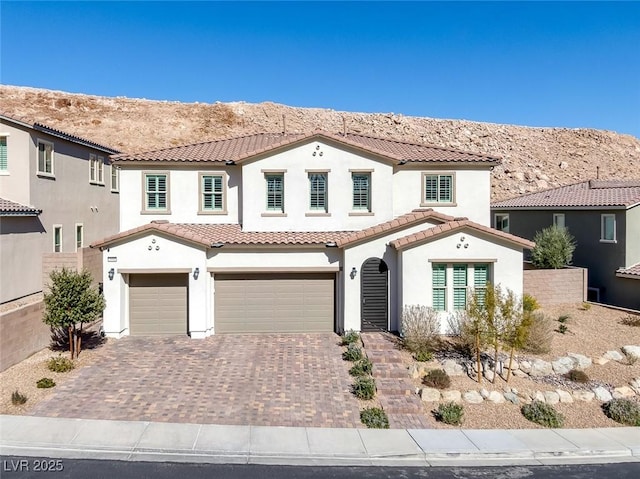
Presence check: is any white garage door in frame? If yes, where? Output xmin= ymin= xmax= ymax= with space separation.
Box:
xmin=129 ymin=274 xmax=188 ymax=336
xmin=214 ymin=273 xmax=335 ymax=333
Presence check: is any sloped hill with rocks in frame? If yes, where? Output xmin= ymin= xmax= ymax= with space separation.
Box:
xmin=1 ymin=85 xmax=638 ymax=200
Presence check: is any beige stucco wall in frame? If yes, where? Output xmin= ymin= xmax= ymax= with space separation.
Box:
xmin=523 ymin=266 xmax=588 ymax=306
xmin=0 ymin=301 xmax=49 ymax=371
xmin=0 ymin=122 xmax=31 ymax=205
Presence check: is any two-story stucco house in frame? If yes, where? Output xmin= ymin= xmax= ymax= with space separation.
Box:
xmin=0 ymin=113 xmax=120 ymax=304
xmin=93 ymin=131 xmax=533 ymax=338
xmin=491 ymin=180 xmax=640 ymax=310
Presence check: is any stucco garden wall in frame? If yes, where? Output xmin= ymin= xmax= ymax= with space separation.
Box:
xmin=0 ymin=301 xmax=48 ymax=371
xmin=523 ymin=264 xmax=588 ymax=305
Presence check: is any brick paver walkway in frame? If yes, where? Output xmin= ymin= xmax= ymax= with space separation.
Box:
xmin=30 ymin=334 xmax=362 ymax=428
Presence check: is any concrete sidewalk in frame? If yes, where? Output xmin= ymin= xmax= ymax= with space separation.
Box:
xmin=0 ymin=415 xmax=638 ymax=467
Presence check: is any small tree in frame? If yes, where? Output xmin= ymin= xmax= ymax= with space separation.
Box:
xmin=501 ymin=290 xmax=529 ymax=382
xmin=531 ymin=226 xmax=576 ymax=269
xmin=43 ymin=268 xmax=105 ymax=359
xmin=465 ymin=288 xmax=491 ymax=384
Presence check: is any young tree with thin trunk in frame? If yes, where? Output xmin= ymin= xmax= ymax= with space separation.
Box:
xmin=500 ymin=289 xmax=529 ymax=383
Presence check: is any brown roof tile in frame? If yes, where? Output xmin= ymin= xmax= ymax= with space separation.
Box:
xmin=616 ymin=263 xmax=640 ymax=279
xmin=390 ymin=219 xmax=535 ymax=250
xmin=0 ymin=197 xmax=41 ymax=216
xmin=111 ymin=131 xmax=499 ymax=165
xmin=492 ymin=180 xmax=640 ymax=209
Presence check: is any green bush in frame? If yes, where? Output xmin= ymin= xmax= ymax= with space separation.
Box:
xmin=580 ymin=302 xmax=591 ymax=311
xmin=352 ymin=376 xmax=376 ymax=400
xmin=36 ymin=378 xmax=56 ymax=388
xmin=564 ymin=369 xmax=589 ymax=383
xmin=556 ymin=324 xmax=568 ymax=334
xmin=601 ymin=398 xmax=640 ymax=426
xmin=433 ymin=402 xmax=464 ymax=426
xmin=414 ymin=350 xmax=433 ymax=362
xmin=349 ymin=358 xmax=373 ymax=377
xmin=557 ymin=314 xmax=570 ymax=323
xmin=11 ymin=390 xmax=27 ymax=405
xmin=620 ymin=315 xmax=640 ymax=327
xmin=522 ymin=312 xmax=553 ymax=354
xmin=531 ymin=225 xmax=576 ymax=269
xmin=341 ymin=330 xmax=360 ymax=346
xmin=342 ymin=343 xmax=363 ymax=362
xmin=400 ymin=305 xmax=440 ymax=356
xmin=360 ymin=407 xmax=389 ymax=429
xmin=521 ymin=400 xmax=564 ymax=428
xmin=47 ymin=355 xmax=75 ymax=373
xmin=523 ymin=294 xmax=540 ymax=313
xmin=422 ymin=369 xmax=451 ymax=389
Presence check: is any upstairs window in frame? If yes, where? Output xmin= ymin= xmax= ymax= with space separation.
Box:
xmin=423 ymin=173 xmax=454 ymax=204
xmin=111 ymin=166 xmax=119 ymax=192
xmin=37 ymin=140 xmax=54 ymax=176
xmin=200 ymin=174 xmax=225 ymax=213
xmin=0 ymin=136 xmax=7 ymax=171
xmin=75 ymin=224 xmax=84 ymax=251
xmin=90 ymin=154 xmax=104 ymax=184
xmin=53 ymin=225 xmax=62 ymax=253
xmin=352 ymin=173 xmax=371 ymax=211
xmin=601 ymin=214 xmax=616 ymax=242
xmin=144 ymin=173 xmax=169 ymax=212
xmin=265 ymin=174 xmax=284 ymax=212
xmin=309 ymin=173 xmax=328 ymax=212
xmin=495 ymin=213 xmax=510 ymax=233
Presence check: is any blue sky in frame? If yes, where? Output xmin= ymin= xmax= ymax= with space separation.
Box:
xmin=1 ymin=1 xmax=639 ymax=137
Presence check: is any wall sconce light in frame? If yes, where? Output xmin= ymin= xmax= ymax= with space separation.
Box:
xmin=193 ymin=267 xmax=200 ymax=280
xmin=108 ymin=268 xmax=115 ymax=281
xmin=350 ymin=267 xmax=357 ymax=279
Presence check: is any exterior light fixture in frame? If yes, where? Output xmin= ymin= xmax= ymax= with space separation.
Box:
xmin=193 ymin=267 xmax=200 ymax=280
xmin=108 ymin=268 xmax=115 ymax=280
xmin=350 ymin=267 xmax=357 ymax=279
xmin=211 ymin=242 xmax=224 ymax=248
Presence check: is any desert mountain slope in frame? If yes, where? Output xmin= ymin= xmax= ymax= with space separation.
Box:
xmin=1 ymin=85 xmax=638 ymax=201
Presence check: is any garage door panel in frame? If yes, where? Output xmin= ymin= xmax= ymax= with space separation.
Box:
xmin=129 ymin=274 xmax=188 ymax=336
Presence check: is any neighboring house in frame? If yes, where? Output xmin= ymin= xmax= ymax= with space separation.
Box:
xmin=0 ymin=113 xmax=120 ymax=304
xmin=491 ymin=180 xmax=640 ymax=310
xmin=92 ymin=131 xmax=533 ymax=338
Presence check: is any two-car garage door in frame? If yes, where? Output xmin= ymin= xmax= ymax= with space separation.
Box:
xmin=214 ymin=273 xmax=335 ymax=333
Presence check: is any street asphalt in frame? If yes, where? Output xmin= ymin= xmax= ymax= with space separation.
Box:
xmin=0 ymin=415 xmax=638 ymax=467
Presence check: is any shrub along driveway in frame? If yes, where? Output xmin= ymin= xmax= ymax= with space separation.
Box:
xmin=29 ymin=334 xmax=362 ymax=428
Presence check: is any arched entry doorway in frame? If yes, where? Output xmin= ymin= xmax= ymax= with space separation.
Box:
xmin=360 ymin=257 xmax=388 ymax=331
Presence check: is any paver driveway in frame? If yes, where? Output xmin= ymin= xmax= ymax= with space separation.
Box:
xmin=30 ymin=334 xmax=363 ymax=427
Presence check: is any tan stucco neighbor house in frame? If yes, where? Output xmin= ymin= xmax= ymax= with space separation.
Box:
xmin=0 ymin=113 xmax=120 ymax=304
xmin=93 ymin=131 xmax=533 ymax=338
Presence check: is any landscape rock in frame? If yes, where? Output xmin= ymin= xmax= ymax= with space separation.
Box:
xmin=503 ymin=392 xmax=520 ymax=405
xmin=420 ymin=387 xmax=441 ymax=402
xmin=556 ymin=390 xmax=574 ymax=403
xmin=463 ymin=390 xmax=484 ymax=404
xmin=594 ymin=357 xmax=610 ymax=366
xmin=441 ymin=390 xmax=462 ymax=403
xmin=603 ymin=350 xmax=624 ymax=361
xmin=512 ymin=369 xmax=528 ymax=378
xmin=533 ymin=391 xmax=546 ymax=402
xmin=630 ymin=378 xmax=640 ymax=395
xmin=442 ymin=359 xmax=464 ymax=377
xmin=543 ymin=391 xmax=560 ymax=405
xmin=622 ymin=345 xmax=640 ymax=359
xmin=504 ymin=359 xmax=519 ymax=370
xmin=593 ymin=386 xmax=613 ymax=402
xmin=519 ymin=360 xmax=532 ymax=374
xmin=487 ymin=391 xmax=505 ymax=404
xmin=529 ymin=359 xmax=553 ymax=377
xmin=484 ymin=370 xmax=495 ymax=382
xmin=612 ymin=386 xmax=635 ymax=399
xmin=552 ymin=356 xmax=577 ymax=375
xmin=567 ymin=353 xmax=592 ymax=369
xmin=572 ymin=390 xmax=595 ymax=402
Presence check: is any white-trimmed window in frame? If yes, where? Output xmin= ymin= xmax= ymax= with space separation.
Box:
xmin=265 ymin=173 xmax=284 ymax=212
xmin=553 ymin=213 xmax=565 ymax=229
xmin=0 ymin=135 xmax=7 ymax=171
xmin=601 ymin=214 xmax=616 ymax=242
xmin=432 ymin=263 xmax=490 ymax=312
xmin=75 ymin=224 xmax=83 ymax=251
xmin=53 ymin=225 xmax=62 ymax=252
xmin=200 ymin=173 xmax=225 ymax=213
xmin=111 ymin=165 xmax=119 ymax=192
xmin=495 ymin=213 xmax=509 ymax=233
xmin=423 ymin=173 xmax=454 ymax=204
xmin=90 ymin=154 xmax=104 ymax=184
xmin=143 ymin=173 xmax=169 ymax=212
xmin=352 ymin=172 xmax=371 ymax=211
xmin=37 ymin=139 xmax=54 ymax=176
xmin=309 ymin=172 xmax=328 ymax=212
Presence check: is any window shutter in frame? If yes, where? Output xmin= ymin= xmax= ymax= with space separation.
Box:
xmin=0 ymin=137 xmax=6 ymax=170
xmin=424 ymin=175 xmax=438 ymax=201
xmin=453 ymin=265 xmax=467 ymax=286
xmin=439 ymin=175 xmax=452 ymax=202
xmin=432 ymin=264 xmax=446 ymax=311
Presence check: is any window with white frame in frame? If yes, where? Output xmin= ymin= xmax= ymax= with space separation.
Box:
xmin=53 ymin=225 xmax=62 ymax=252
xmin=309 ymin=172 xmax=328 ymax=212
xmin=495 ymin=213 xmax=509 ymax=233
xmin=0 ymin=136 xmax=7 ymax=171
xmin=200 ymin=174 xmax=225 ymax=212
xmin=423 ymin=173 xmax=454 ymax=204
xmin=90 ymin=154 xmax=104 ymax=184
xmin=75 ymin=224 xmax=83 ymax=251
xmin=37 ymin=140 xmax=54 ymax=175
xmin=432 ymin=263 xmax=490 ymax=312
xmin=144 ymin=173 xmax=169 ymax=211
xmin=601 ymin=214 xmax=616 ymax=242
xmin=553 ymin=213 xmax=565 ymax=229
xmin=352 ymin=172 xmax=371 ymax=211
xmin=265 ymin=173 xmax=284 ymax=212
xmin=111 ymin=165 xmax=119 ymax=192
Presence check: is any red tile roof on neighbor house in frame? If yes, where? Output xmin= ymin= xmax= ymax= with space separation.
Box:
xmin=616 ymin=263 xmax=640 ymax=280
xmin=390 ymin=219 xmax=535 ymax=250
xmin=111 ymin=131 xmax=500 ymax=165
xmin=491 ymin=180 xmax=640 ymax=209
xmin=0 ymin=198 xmax=42 ymax=216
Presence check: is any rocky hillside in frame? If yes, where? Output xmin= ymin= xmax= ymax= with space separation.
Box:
xmin=1 ymin=85 xmax=638 ymax=200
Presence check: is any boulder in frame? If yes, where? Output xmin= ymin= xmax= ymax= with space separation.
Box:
xmin=519 ymin=360 xmax=532 ymax=374
xmin=594 ymin=357 xmax=610 ymax=366
xmin=441 ymin=390 xmax=462 ymax=403
xmin=567 ymin=353 xmax=592 ymax=369
xmin=612 ymin=386 xmax=635 ymax=399
xmin=603 ymin=350 xmax=624 ymax=361
xmin=442 ymin=359 xmax=464 ymax=376
xmin=630 ymin=378 xmax=640 ymax=395
xmin=552 ymin=356 xmax=577 ymax=375
xmin=487 ymin=391 xmax=505 ymax=404
xmin=572 ymin=390 xmax=595 ymax=402
xmin=622 ymin=345 xmax=640 ymax=359
xmin=463 ymin=390 xmax=484 ymax=404
xmin=513 ymin=369 xmax=528 ymax=378
xmin=529 ymin=359 xmax=553 ymax=377
xmin=556 ymin=390 xmax=573 ymax=403
xmin=593 ymin=386 xmax=613 ymax=402
xmin=533 ymin=391 xmax=546 ymax=402
xmin=480 ymin=388 xmax=490 ymax=399
xmin=484 ymin=370 xmax=495 ymax=382
xmin=503 ymin=392 xmax=520 ymax=405
xmin=543 ymin=391 xmax=560 ymax=405
xmin=420 ymin=387 xmax=441 ymax=402
xmin=504 ymin=359 xmax=519 ymax=371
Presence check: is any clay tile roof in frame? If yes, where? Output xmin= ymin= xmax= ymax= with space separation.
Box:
xmin=0 ymin=197 xmax=41 ymax=216
xmin=390 ymin=219 xmax=535 ymax=250
xmin=491 ymin=179 xmax=640 ymax=209
xmin=616 ymin=263 xmax=640 ymax=279
xmin=335 ymin=209 xmax=456 ymax=247
xmin=111 ymin=131 xmax=500 ymax=165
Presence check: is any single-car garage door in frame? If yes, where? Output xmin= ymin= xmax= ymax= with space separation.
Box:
xmin=214 ymin=273 xmax=335 ymax=333
xmin=129 ymin=274 xmax=188 ymax=336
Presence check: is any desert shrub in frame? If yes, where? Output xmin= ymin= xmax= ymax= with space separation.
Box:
xmin=349 ymin=358 xmax=373 ymax=377
xmin=11 ymin=390 xmax=27 ymax=405
xmin=400 ymin=305 xmax=440 ymax=356
xmin=352 ymin=376 xmax=376 ymax=400
xmin=624 ymin=352 xmax=638 ymax=366
xmin=360 ymin=407 xmax=389 ymax=429
xmin=620 ymin=315 xmax=640 ymax=327
xmin=414 ymin=350 xmax=433 ymax=362
xmin=565 ymin=369 xmax=590 ymax=383
xmin=580 ymin=302 xmax=591 ymax=311
xmin=521 ymin=401 xmax=564 ymax=428
xmin=522 ymin=294 xmax=540 ymax=313
xmin=36 ymin=378 xmax=56 ymax=388
xmin=341 ymin=330 xmax=360 ymax=346
xmin=557 ymin=314 xmax=570 ymax=323
xmin=47 ymin=355 xmax=75 ymax=372
xmin=601 ymin=398 xmax=640 ymax=426
xmin=342 ymin=343 xmax=363 ymax=362
xmin=422 ymin=369 xmax=451 ymax=389
xmin=556 ymin=324 xmax=568 ymax=334
xmin=522 ymin=311 xmax=553 ymax=354
xmin=433 ymin=402 xmax=464 ymax=426
xmin=531 ymin=226 xmax=576 ymax=269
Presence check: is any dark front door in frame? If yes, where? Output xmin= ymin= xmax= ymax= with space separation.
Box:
xmin=360 ymin=258 xmax=388 ymax=332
